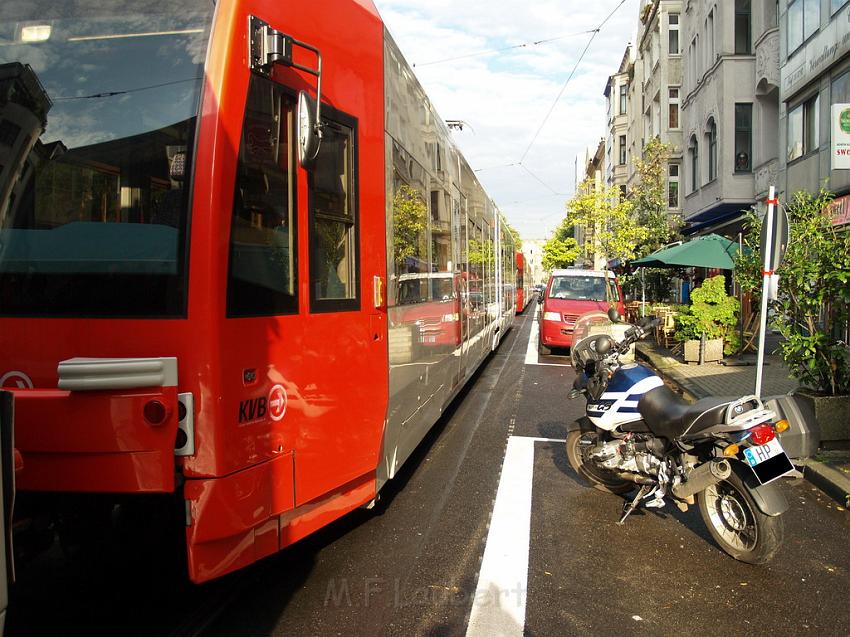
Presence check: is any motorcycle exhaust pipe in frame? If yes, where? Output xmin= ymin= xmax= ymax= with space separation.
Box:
xmin=613 ymin=471 xmax=656 ymax=485
xmin=671 ymin=459 xmax=731 ymax=501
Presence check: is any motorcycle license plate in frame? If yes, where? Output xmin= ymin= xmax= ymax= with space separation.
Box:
xmin=743 ymin=438 xmax=795 ymax=485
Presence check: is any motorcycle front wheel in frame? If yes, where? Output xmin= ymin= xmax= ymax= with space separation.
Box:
xmin=565 ymin=429 xmax=633 ymax=495
xmin=697 ymin=470 xmax=783 ymax=564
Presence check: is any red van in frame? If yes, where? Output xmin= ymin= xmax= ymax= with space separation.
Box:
xmin=539 ymin=269 xmax=626 ymax=350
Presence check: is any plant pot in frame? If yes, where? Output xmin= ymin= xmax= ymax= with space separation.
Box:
xmin=683 ymin=338 xmax=723 ymax=363
xmin=794 ymin=389 xmax=850 ymax=444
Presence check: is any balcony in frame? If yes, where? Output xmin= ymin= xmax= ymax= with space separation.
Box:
xmin=755 ymin=28 xmax=779 ymax=94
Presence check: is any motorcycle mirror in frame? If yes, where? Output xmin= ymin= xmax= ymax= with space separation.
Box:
xmin=607 ymin=307 xmax=620 ymax=323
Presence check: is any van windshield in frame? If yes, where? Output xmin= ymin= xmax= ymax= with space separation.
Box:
xmin=549 ymin=275 xmax=619 ymax=302
xmin=0 ymin=1 xmax=213 ymax=317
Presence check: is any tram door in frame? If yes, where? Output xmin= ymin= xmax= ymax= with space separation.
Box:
xmin=219 ymin=69 xmax=387 ymax=509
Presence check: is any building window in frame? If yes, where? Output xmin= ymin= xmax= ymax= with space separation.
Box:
xmin=689 ymin=136 xmax=699 ymax=192
xmin=668 ymin=164 xmax=679 ymax=208
xmin=668 ymin=13 xmax=680 ymax=55
xmin=310 ymin=114 xmax=360 ymax=311
xmin=787 ymin=95 xmax=819 ymax=162
xmin=833 ymin=0 xmax=850 ymax=15
xmin=734 ymin=104 xmax=752 ymax=172
xmin=735 ymin=0 xmax=751 ymax=54
xmin=707 ymin=119 xmax=718 ymax=181
xmin=833 ymin=69 xmax=850 ymax=104
xmin=788 ymin=0 xmax=820 ymax=53
xmin=619 ymin=83 xmax=627 ymax=115
xmin=619 ymin=185 xmax=627 ymax=200
xmin=708 ymin=10 xmax=715 ymax=63
xmin=619 ymin=135 xmax=627 ymax=165
xmin=668 ymin=87 xmax=680 ymax=129
xmin=0 ymin=120 xmax=21 ymax=147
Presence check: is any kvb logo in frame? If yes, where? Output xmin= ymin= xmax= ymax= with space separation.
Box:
xmin=268 ymin=384 xmax=287 ymax=422
xmin=0 ymin=370 xmax=34 ymax=389
xmin=238 ymin=384 xmax=288 ymax=424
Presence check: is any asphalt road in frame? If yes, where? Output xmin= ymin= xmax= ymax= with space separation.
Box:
xmin=8 ymin=301 xmax=850 ymax=636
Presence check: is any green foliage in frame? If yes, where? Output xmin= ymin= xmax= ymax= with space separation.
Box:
xmin=541 ymin=236 xmax=580 ymax=270
xmin=767 ymin=189 xmax=850 ymax=395
xmin=551 ymin=216 xmax=575 ymax=242
xmin=391 ymin=184 xmax=427 ymax=267
xmin=675 ymin=275 xmax=740 ymax=355
xmin=732 ymin=209 xmax=763 ymax=300
xmin=566 ymin=178 xmax=648 ymax=268
xmin=629 ymin=137 xmax=683 ymax=257
xmin=505 ymin=221 xmax=522 ymax=248
xmin=468 ymin=238 xmax=494 ymax=266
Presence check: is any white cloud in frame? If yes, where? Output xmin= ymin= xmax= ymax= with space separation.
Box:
xmin=374 ymin=0 xmax=639 ymax=240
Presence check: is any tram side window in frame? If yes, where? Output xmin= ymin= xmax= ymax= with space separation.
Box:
xmin=309 ymin=116 xmax=359 ymax=311
xmin=227 ymin=75 xmax=297 ymax=317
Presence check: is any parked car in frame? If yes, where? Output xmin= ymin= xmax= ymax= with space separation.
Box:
xmin=539 ymin=269 xmax=626 ymax=351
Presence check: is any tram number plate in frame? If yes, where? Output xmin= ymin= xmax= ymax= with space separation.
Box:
xmin=744 ymin=438 xmax=795 ymax=485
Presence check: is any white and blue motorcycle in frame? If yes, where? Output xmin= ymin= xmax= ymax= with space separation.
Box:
xmin=566 ymin=309 xmax=794 ymax=564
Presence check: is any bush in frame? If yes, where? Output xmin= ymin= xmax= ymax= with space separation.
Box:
xmin=771 ymin=190 xmax=850 ymax=395
xmin=674 ymin=275 xmax=740 ymax=355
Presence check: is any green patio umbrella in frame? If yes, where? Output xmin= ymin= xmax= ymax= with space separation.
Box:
xmin=632 ymin=234 xmax=744 ymax=270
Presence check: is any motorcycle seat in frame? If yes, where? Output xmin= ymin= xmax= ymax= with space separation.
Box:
xmin=638 ymin=385 xmax=732 ymax=440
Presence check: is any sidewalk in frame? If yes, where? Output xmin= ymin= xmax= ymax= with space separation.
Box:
xmin=636 ymin=340 xmax=850 ymax=508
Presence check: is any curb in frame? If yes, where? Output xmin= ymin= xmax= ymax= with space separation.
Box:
xmin=800 ymin=460 xmax=850 ymax=509
xmin=635 ymin=343 xmax=850 ymax=508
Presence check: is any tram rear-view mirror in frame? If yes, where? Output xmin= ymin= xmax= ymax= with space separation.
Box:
xmin=298 ymin=91 xmax=320 ymax=169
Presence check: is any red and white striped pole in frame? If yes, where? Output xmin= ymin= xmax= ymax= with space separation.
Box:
xmin=755 ymin=186 xmax=777 ymax=398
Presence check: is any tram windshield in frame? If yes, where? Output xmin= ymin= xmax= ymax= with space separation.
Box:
xmin=0 ymin=1 xmax=213 ymax=316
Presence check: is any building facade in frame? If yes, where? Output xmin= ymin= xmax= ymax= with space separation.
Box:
xmin=574 ymin=139 xmax=606 ymax=269
xmin=778 ymin=0 xmax=850 ymax=204
xmin=632 ymin=0 xmax=685 ymax=219
xmin=604 ymin=46 xmax=633 ymax=197
xmin=680 ymin=0 xmax=780 ymax=235
xmin=521 ymin=239 xmax=547 ymax=285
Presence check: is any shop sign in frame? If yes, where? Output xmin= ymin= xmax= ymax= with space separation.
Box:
xmin=829 ymin=193 xmax=850 ymax=227
xmin=832 ymin=104 xmax=850 ymax=170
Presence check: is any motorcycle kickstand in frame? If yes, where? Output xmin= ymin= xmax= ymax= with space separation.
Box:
xmin=617 ymin=485 xmax=652 ymax=526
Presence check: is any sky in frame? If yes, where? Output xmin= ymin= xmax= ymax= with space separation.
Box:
xmin=373 ymin=0 xmax=640 ymax=242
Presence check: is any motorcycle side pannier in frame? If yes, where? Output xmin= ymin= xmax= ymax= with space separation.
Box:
xmin=764 ymin=394 xmax=819 ymax=460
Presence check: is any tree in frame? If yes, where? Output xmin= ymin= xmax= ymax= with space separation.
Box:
xmin=504 ymin=221 xmax=522 ymax=249
xmin=630 ymin=137 xmax=682 ymax=257
xmin=566 ymin=178 xmax=647 ymax=274
xmin=736 ymin=189 xmax=850 ymax=395
xmin=541 ymin=235 xmax=580 ymax=270
xmin=391 ymin=184 xmax=427 ymax=268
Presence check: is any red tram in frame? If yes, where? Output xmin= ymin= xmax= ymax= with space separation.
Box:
xmin=515 ymin=251 xmax=533 ymax=313
xmin=0 ymin=0 xmax=516 ymax=582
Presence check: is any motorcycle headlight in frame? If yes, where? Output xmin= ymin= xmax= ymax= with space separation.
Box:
xmin=543 ymin=311 xmax=561 ymax=322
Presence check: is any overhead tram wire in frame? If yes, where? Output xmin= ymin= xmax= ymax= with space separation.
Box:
xmin=518 ymin=0 xmax=629 ymax=164
xmin=412 ymin=29 xmax=596 ymax=68
xmin=466 ymin=0 xmax=631 ymax=199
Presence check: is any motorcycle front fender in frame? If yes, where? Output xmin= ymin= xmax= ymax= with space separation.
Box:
xmin=730 ymin=460 xmax=789 ymax=517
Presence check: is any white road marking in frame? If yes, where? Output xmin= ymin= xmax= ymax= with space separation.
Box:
xmin=466 ymin=436 xmax=564 ymax=637
xmin=524 ymin=311 xmax=570 ymax=367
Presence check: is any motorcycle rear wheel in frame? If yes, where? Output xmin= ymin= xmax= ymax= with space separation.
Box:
xmin=565 ymin=429 xmax=633 ymax=495
xmin=697 ymin=470 xmax=783 ymax=564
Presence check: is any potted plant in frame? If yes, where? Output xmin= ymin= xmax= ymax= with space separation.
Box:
xmin=736 ymin=189 xmax=850 ymax=442
xmin=674 ymin=275 xmax=740 ymax=363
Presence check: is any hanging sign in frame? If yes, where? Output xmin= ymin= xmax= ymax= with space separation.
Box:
xmin=832 ymin=103 xmax=850 ymax=170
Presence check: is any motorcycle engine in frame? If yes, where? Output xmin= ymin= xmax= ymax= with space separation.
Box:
xmin=589 ymin=437 xmax=662 ymax=475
